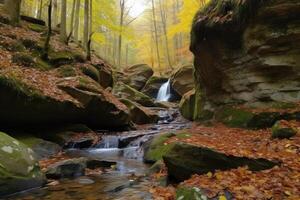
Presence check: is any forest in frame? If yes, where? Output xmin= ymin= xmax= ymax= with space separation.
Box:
xmin=18 ymin=0 xmax=205 ymax=73
xmin=0 ymin=0 xmax=299 ymax=200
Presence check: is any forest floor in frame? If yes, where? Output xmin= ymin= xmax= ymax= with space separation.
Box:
xmin=151 ymin=122 xmax=300 ymax=200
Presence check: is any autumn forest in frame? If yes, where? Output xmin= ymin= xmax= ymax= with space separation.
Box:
xmin=0 ymin=0 xmax=299 ymax=200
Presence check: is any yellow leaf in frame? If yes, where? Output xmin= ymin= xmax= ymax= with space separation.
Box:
xmin=207 ymin=172 xmax=213 ymax=178
xmin=219 ymin=195 xmax=227 ymax=200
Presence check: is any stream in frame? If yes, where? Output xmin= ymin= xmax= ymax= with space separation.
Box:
xmin=5 ymin=108 xmax=191 ymax=200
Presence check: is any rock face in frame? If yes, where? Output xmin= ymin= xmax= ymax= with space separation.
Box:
xmin=0 ymin=72 xmax=130 ymax=129
xmin=163 ymin=143 xmax=277 ymax=182
xmin=121 ymin=64 xmax=154 ymax=90
xmin=121 ymin=99 xmax=159 ymax=125
xmin=191 ymin=0 xmax=300 ymax=111
xmin=170 ymin=65 xmax=194 ymax=97
xmin=142 ymin=76 xmax=168 ymax=98
xmin=113 ymin=83 xmax=155 ymax=107
xmin=0 ymin=132 xmax=45 ymax=196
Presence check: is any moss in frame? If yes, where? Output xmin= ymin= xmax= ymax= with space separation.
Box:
xmin=57 ymin=65 xmax=77 ymax=77
xmin=175 ymin=132 xmax=192 ymax=139
xmin=113 ymin=83 xmax=155 ymax=107
xmin=21 ymin=39 xmax=42 ymax=52
xmin=80 ymin=65 xmax=100 ymax=82
xmin=216 ymin=106 xmax=254 ymax=128
xmin=27 ymin=23 xmax=46 ymax=33
xmin=271 ymin=121 xmax=297 ymax=139
xmin=144 ymin=133 xmax=176 ymax=163
xmin=176 ymin=187 xmax=207 ymax=200
xmin=35 ymin=58 xmax=52 ymax=71
xmin=12 ymin=52 xmax=35 ymax=67
xmin=0 ymin=75 xmax=43 ymax=99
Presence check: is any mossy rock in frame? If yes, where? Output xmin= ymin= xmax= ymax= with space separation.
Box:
xmin=170 ymin=64 xmax=195 ymax=97
xmin=80 ymin=65 xmax=100 ymax=82
xmin=163 ymin=142 xmax=277 ymax=182
xmin=143 ymin=133 xmax=176 ymax=163
xmin=57 ymin=65 xmax=78 ymax=77
xmin=141 ymin=76 xmax=168 ymax=98
xmin=0 ymin=74 xmax=130 ymax=129
xmin=176 ymin=187 xmax=207 ymax=200
xmin=216 ymin=106 xmax=254 ymax=128
xmin=0 ymin=132 xmax=45 ymax=196
xmin=21 ymin=39 xmax=43 ymax=51
xmin=16 ymin=135 xmax=61 ymax=160
xmin=122 ymin=64 xmax=154 ymax=90
xmin=27 ymin=23 xmax=46 ymax=33
xmin=48 ymin=51 xmax=75 ymax=67
xmin=179 ymin=89 xmax=213 ymax=121
xmin=271 ymin=120 xmax=297 ymax=139
xmin=121 ymin=98 xmax=159 ymax=125
xmin=113 ymin=83 xmax=155 ymax=107
xmin=12 ymin=52 xmax=35 ymax=67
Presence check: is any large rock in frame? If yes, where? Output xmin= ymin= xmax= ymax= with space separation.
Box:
xmin=0 ymin=132 xmax=45 ymax=196
xmin=271 ymin=120 xmax=298 ymax=139
xmin=16 ymin=135 xmax=61 ymax=160
xmin=141 ymin=76 xmax=168 ymax=98
xmin=163 ymin=142 xmax=277 ymax=182
xmin=121 ymin=99 xmax=159 ymax=125
xmin=113 ymin=82 xmax=155 ymax=107
xmin=170 ymin=65 xmax=194 ymax=97
xmin=93 ymin=62 xmax=114 ymax=89
xmin=0 ymin=72 xmax=130 ymax=129
xmin=179 ymin=89 xmax=213 ymax=121
xmin=122 ymin=64 xmax=154 ymax=90
xmin=190 ymin=0 xmax=300 ymax=113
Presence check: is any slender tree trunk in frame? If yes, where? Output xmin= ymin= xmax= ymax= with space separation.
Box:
xmin=159 ymin=0 xmax=173 ymax=70
xmin=83 ymin=0 xmax=89 ymax=50
xmin=5 ymin=0 xmax=22 ymax=26
xmin=42 ymin=0 xmax=52 ymax=60
xmin=60 ymin=0 xmax=67 ymax=43
xmin=118 ymin=0 xmax=125 ymax=68
xmin=74 ymin=0 xmax=80 ymax=42
xmin=52 ymin=0 xmax=58 ymax=28
xmin=37 ymin=0 xmax=43 ymax=19
xmin=151 ymin=0 xmax=161 ymax=74
xmin=66 ymin=0 xmax=76 ymax=44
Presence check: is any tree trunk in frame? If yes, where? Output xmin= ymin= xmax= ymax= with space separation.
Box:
xmin=66 ymin=0 xmax=76 ymax=45
xmin=74 ymin=0 xmax=80 ymax=42
xmin=159 ymin=0 xmax=173 ymax=70
xmin=83 ymin=0 xmax=90 ymax=50
xmin=151 ymin=0 xmax=162 ymax=74
xmin=60 ymin=0 xmax=67 ymax=43
xmin=118 ymin=0 xmax=125 ymax=68
xmin=37 ymin=0 xmax=43 ymax=19
xmin=42 ymin=0 xmax=52 ymax=60
xmin=5 ymin=0 xmax=22 ymax=26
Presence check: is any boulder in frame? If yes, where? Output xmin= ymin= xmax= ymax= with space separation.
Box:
xmin=143 ymin=133 xmax=175 ymax=163
xmin=0 ymin=72 xmax=130 ymax=129
xmin=271 ymin=120 xmax=298 ymax=139
xmin=163 ymin=143 xmax=277 ymax=182
xmin=93 ymin=63 xmax=114 ymax=89
xmin=45 ymin=158 xmax=87 ymax=179
xmin=113 ymin=82 xmax=155 ymax=107
xmin=16 ymin=135 xmax=61 ymax=160
xmin=122 ymin=64 xmax=154 ymax=90
xmin=0 ymin=132 xmax=45 ymax=196
xmin=170 ymin=65 xmax=194 ymax=97
xmin=190 ymin=0 xmax=300 ymax=114
xmin=141 ymin=76 xmax=168 ymax=98
xmin=121 ymin=99 xmax=159 ymax=125
xmin=179 ymin=89 xmax=213 ymax=121
xmin=45 ymin=158 xmax=115 ymax=179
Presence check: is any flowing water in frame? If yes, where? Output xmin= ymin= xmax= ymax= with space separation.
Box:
xmin=5 ymin=109 xmax=191 ymax=200
xmin=156 ymin=79 xmax=171 ymax=102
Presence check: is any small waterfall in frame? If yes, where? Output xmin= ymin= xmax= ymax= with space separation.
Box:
xmin=156 ymin=79 xmax=171 ymax=102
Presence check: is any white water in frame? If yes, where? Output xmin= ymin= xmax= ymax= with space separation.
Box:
xmin=156 ymin=79 xmax=171 ymax=102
